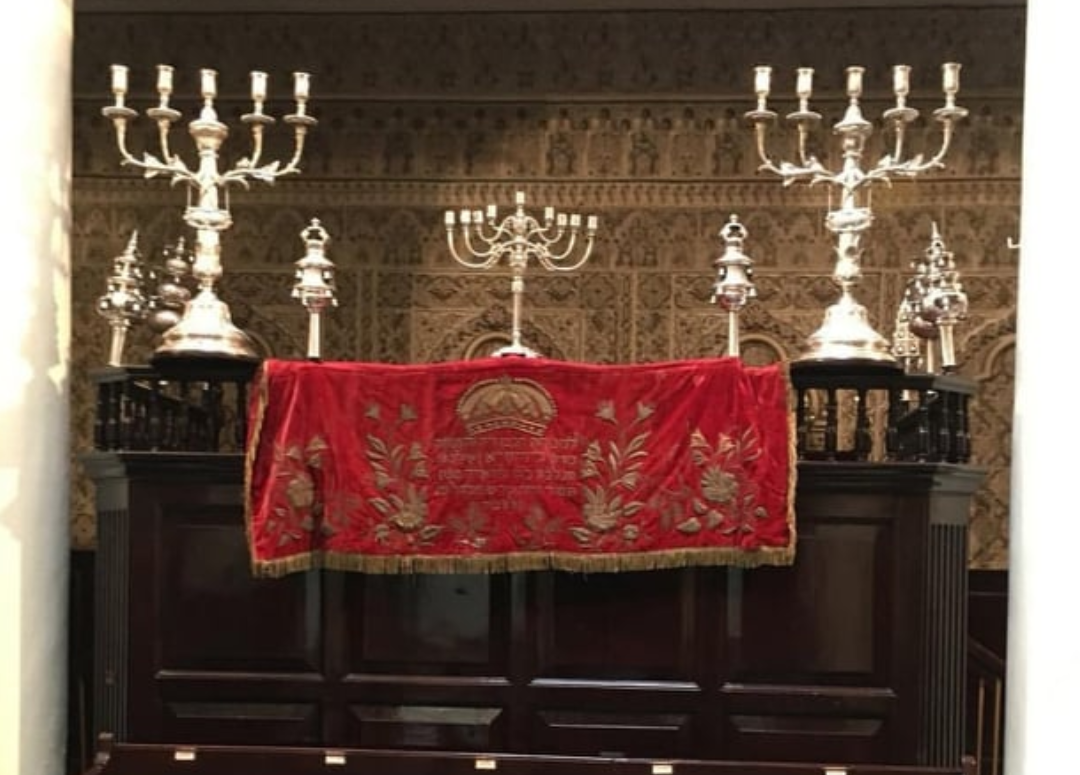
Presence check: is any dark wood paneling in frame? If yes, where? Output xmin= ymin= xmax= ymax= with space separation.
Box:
xmin=160 ymin=516 xmax=322 ymax=673
xmin=532 ymin=569 xmax=696 ymax=680
xmin=86 ymin=453 xmax=980 ymax=767
xmin=347 ymin=703 xmax=504 ymax=750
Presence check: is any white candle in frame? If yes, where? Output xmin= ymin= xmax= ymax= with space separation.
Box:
xmin=472 ymin=209 xmax=483 ymax=224
xmin=544 ymin=206 xmax=555 ymax=222
xmin=460 ymin=209 xmax=471 ymax=225
xmin=514 ymin=191 xmax=525 ymax=206
xmin=486 ymin=204 xmax=497 ymax=220
xmin=846 ymin=66 xmax=864 ymax=98
xmin=110 ymin=64 xmax=128 ymax=94
xmin=156 ymin=64 xmax=173 ymax=93
xmin=796 ymin=67 xmax=813 ymax=99
xmin=942 ymin=62 xmax=961 ymax=93
xmin=569 ymin=214 xmax=581 ymax=228
xmin=754 ymin=65 xmax=771 ymax=97
xmin=251 ymin=71 xmax=267 ymax=102
xmin=557 ymin=213 xmax=567 ymax=228
xmin=893 ymin=64 xmax=911 ymax=96
xmin=444 ymin=211 xmax=455 ymax=226
xmin=200 ymin=68 xmax=217 ymax=99
xmin=586 ymin=215 xmax=598 ymax=231
xmin=293 ymin=72 xmax=310 ymax=100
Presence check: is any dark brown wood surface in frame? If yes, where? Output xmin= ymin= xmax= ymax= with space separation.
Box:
xmin=84 ymin=451 xmax=981 ymax=769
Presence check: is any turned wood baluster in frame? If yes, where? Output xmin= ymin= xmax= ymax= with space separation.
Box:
xmin=886 ymin=387 xmax=902 ymax=460
xmin=795 ymin=386 xmax=810 ymax=458
xmin=855 ymin=388 xmax=871 ymax=460
xmin=824 ymin=387 xmax=839 ymax=460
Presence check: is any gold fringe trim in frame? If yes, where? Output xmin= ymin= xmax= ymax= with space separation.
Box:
xmin=779 ymin=359 xmax=799 ymax=557
xmin=252 ymin=544 xmax=796 ymax=578
xmin=244 ymin=364 xmax=271 ymax=576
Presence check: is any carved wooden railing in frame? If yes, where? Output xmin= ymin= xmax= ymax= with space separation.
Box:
xmin=788 ymin=361 xmax=974 ymax=463
xmin=91 ymin=360 xmax=976 ymax=463
xmin=91 ymin=364 xmax=258 ymax=453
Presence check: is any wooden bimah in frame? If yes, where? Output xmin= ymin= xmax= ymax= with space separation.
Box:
xmin=82 ymin=357 xmax=981 ymax=774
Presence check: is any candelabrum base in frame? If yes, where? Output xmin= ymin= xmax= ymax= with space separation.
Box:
xmin=492 ymin=342 xmax=540 ymax=358
xmin=798 ymin=294 xmax=900 ymax=368
xmin=152 ymin=288 xmax=261 ymax=365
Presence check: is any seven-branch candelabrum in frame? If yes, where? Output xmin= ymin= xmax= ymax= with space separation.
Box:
xmin=96 ymin=231 xmax=148 ymax=366
xmin=291 ymin=218 xmax=337 ymax=361
xmin=746 ymin=61 xmax=967 ymax=365
xmin=101 ymin=63 xmax=317 ymax=363
xmin=894 ymin=222 xmax=968 ymax=374
xmin=445 ymin=191 xmax=598 ymax=358
xmin=711 ymin=214 xmax=758 ymax=358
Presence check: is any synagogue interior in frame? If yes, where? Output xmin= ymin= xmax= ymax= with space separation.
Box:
xmin=58 ymin=1 xmax=1025 ymax=774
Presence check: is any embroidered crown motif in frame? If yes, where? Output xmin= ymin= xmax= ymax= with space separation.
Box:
xmin=456 ymin=376 xmax=557 ymax=437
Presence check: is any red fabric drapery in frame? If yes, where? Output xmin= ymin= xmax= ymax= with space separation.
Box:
xmin=245 ymin=357 xmax=796 ymax=576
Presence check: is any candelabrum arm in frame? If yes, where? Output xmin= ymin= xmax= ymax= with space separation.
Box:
xmin=875 ymin=116 xmax=961 ymax=179
xmin=446 ymin=225 xmax=503 ymax=269
xmin=107 ymin=114 xmax=196 ymax=183
xmin=247 ymin=122 xmax=267 ymax=170
xmin=277 ymin=123 xmax=313 ymax=176
xmin=753 ymin=120 xmax=829 ymax=184
xmin=535 ymin=231 xmax=595 ymax=271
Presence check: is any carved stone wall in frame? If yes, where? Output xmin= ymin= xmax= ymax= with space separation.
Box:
xmin=71 ymin=6 xmax=1024 ymax=568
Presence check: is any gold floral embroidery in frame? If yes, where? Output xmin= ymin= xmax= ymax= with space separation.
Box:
xmin=686 ymin=425 xmax=768 ymax=536
xmin=365 ymin=403 xmax=439 ymax=545
xmin=266 ymin=436 xmax=328 ymax=547
xmin=575 ymin=401 xmax=653 ymax=545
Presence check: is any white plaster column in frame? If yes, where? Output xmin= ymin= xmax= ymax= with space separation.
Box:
xmin=1005 ymin=1 xmax=1079 ymax=773
xmin=0 ymin=2 xmax=73 ymax=775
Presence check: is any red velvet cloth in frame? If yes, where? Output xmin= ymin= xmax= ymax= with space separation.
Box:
xmin=245 ymin=357 xmax=796 ymax=576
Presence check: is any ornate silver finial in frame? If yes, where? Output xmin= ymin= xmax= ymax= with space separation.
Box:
xmin=445 ymin=190 xmax=598 ymax=358
xmin=890 ymin=282 xmax=923 ymax=373
xmin=96 ymin=231 xmax=148 ymax=366
xmin=102 ymin=64 xmax=317 ymax=365
xmin=712 ymin=214 xmax=758 ymax=358
xmin=291 ymin=219 xmax=337 ymax=360
xmin=746 ymin=62 xmax=967 ymax=366
xmin=146 ymin=237 xmax=192 ymax=335
xmin=905 ymin=222 xmax=968 ymax=373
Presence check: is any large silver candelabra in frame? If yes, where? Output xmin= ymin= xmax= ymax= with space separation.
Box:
xmin=291 ymin=218 xmax=337 ymax=360
xmin=746 ymin=62 xmax=967 ymax=365
xmin=101 ymin=64 xmax=317 ymax=365
xmin=712 ymin=214 xmax=758 ymax=358
xmin=445 ymin=191 xmax=598 ymax=358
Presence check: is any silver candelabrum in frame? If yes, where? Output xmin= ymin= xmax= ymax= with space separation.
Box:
xmin=746 ymin=62 xmax=967 ymax=366
xmin=291 ymin=218 xmax=337 ymax=361
xmin=893 ymin=222 xmax=968 ymax=374
xmin=445 ymin=191 xmax=598 ymax=358
xmin=101 ymin=63 xmax=317 ymax=365
xmin=712 ymin=214 xmax=758 ymax=358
